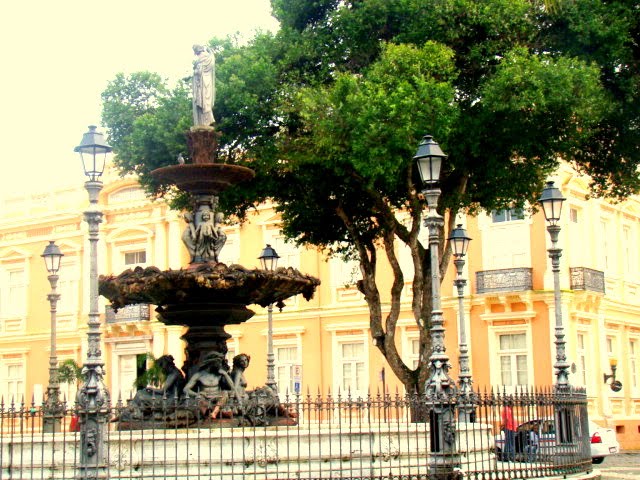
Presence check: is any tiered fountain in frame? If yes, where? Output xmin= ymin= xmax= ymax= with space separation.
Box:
xmin=99 ymin=46 xmax=319 ymax=428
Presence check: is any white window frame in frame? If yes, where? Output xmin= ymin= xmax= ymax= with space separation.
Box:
xmin=107 ymin=227 xmax=154 ymax=274
xmin=629 ymin=338 xmax=639 ymax=394
xmin=226 ymin=329 xmax=243 ymax=368
xmin=124 ymin=249 xmax=147 ymax=267
xmin=263 ymin=228 xmax=303 ymax=306
xmin=0 ymin=350 xmax=28 ymax=402
xmin=327 ymin=324 xmax=370 ymax=399
xmin=622 ymin=224 xmax=635 ymax=277
xmin=567 ymin=204 xmax=586 ymax=267
xmin=569 ymin=207 xmax=579 ymax=224
xmin=0 ymin=249 xmax=31 ymax=333
xmin=260 ymin=326 xmax=304 ymax=395
xmin=107 ymin=339 xmax=151 ymax=402
xmin=56 ymin=256 xmax=80 ymax=321
xmin=488 ymin=325 xmax=533 ymax=392
xmin=108 ymin=186 xmax=147 ymax=204
xmin=329 ymin=256 xmax=364 ymax=304
xmin=274 ymin=341 xmax=301 ymax=396
xmin=478 ymin=209 xmax=533 ymax=270
xmin=264 ymin=231 xmax=301 ymax=270
xmin=575 ymin=331 xmax=589 ymax=388
xmin=217 ymin=230 xmax=240 ymax=266
xmin=599 ymin=219 xmax=610 ymax=272
xmin=490 ymin=208 xmax=525 ymax=223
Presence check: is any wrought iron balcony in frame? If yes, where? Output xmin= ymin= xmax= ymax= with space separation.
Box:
xmin=476 ymin=268 xmax=533 ymax=294
xmin=105 ymin=304 xmax=151 ymax=323
xmin=570 ymin=267 xmax=605 ymax=294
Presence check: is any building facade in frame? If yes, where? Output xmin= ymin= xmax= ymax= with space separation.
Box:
xmin=1 ymin=165 xmax=638 ymax=448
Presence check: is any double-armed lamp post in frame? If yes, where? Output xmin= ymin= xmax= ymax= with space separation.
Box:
xmin=42 ymin=241 xmax=64 ymax=433
xmin=259 ymin=244 xmax=280 ymax=393
xmin=74 ymin=125 xmax=112 ymax=477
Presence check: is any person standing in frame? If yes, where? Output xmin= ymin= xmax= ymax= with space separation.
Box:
xmin=501 ymin=397 xmax=517 ymax=461
xmin=192 ymin=44 xmax=215 ymax=126
xmin=526 ymin=424 xmax=540 ymax=462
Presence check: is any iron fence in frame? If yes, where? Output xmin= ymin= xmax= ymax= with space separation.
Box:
xmin=0 ymin=387 xmax=592 ymax=479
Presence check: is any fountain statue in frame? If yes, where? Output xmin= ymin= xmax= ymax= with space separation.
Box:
xmin=99 ymin=47 xmax=320 ymax=428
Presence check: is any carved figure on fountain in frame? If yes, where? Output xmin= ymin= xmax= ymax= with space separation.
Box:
xmin=119 ymin=355 xmax=186 ymax=423
xmin=184 ymin=351 xmax=234 ymax=419
xmin=181 ymin=212 xmax=197 ymax=259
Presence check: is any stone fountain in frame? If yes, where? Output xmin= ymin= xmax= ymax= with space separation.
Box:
xmin=99 ymin=46 xmax=319 ymax=428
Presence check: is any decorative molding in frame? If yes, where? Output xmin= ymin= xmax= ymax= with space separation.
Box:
xmin=479 ymin=311 xmax=536 ymax=325
xmin=0 ymin=246 xmax=32 ymax=261
xmin=0 ymin=347 xmax=31 ymax=355
xmin=104 ymin=335 xmax=153 ymax=345
xmin=325 ymin=321 xmax=370 ymax=332
xmin=111 ymin=211 xmax=152 ymax=223
xmin=260 ymin=326 xmax=306 ymax=337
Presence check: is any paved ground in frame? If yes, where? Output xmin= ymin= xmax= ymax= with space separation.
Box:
xmin=597 ymin=450 xmax=640 ymax=479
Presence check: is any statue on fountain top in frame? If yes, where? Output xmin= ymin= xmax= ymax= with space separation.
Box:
xmin=192 ymin=44 xmax=215 ymax=127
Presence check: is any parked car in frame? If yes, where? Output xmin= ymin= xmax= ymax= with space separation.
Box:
xmin=589 ymin=420 xmax=619 ymax=464
xmin=494 ymin=419 xmax=619 ymax=464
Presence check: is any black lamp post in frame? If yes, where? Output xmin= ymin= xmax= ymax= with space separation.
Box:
xmin=259 ymin=244 xmax=280 ymax=393
xmin=414 ymin=135 xmax=459 ymax=473
xmin=74 ymin=125 xmax=111 ymax=477
xmin=42 ymin=241 xmax=63 ymax=433
xmin=539 ymin=181 xmax=570 ymax=389
xmin=448 ymin=224 xmax=473 ymax=420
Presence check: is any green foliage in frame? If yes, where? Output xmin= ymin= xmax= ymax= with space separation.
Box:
xmin=541 ymin=0 xmax=640 ymax=197
xmin=272 ymin=0 xmax=340 ymax=30
xmin=101 ymin=72 xmax=169 ymax=150
xmin=134 ymin=353 xmax=167 ymax=389
xmin=268 ymin=42 xmax=458 ymax=250
xmin=57 ymin=359 xmax=84 ymax=386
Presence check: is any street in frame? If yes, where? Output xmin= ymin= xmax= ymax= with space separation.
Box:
xmin=597 ymin=451 xmax=640 ymax=479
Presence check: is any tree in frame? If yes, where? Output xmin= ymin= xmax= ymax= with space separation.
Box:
xmin=133 ymin=353 xmax=166 ymax=390
xmin=58 ymin=358 xmax=84 ymax=389
xmin=101 ymin=0 xmax=639 ymax=394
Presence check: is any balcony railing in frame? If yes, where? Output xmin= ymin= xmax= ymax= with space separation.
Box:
xmin=570 ymin=267 xmax=605 ymax=294
xmin=476 ymin=267 xmax=533 ymax=294
xmin=105 ymin=303 xmax=151 ymax=323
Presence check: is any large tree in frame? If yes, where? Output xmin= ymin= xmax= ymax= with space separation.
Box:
xmin=102 ymin=0 xmax=639 ymax=394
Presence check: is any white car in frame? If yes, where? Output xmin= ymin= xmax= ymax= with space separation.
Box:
xmin=589 ymin=420 xmax=619 ymax=464
xmin=494 ymin=419 xmax=619 ymax=464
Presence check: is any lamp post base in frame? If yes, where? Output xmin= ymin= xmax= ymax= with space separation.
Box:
xmin=42 ymin=414 xmax=62 ymax=434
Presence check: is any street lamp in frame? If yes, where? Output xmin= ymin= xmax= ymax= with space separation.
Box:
xmin=414 ymin=135 xmax=459 ymax=472
xmin=74 ymin=125 xmax=111 ymax=477
xmin=42 ymin=241 xmax=63 ymax=433
xmin=259 ymin=244 xmax=280 ymax=393
xmin=448 ymin=224 xmax=473 ymax=420
xmin=603 ymin=359 xmax=622 ymax=392
xmin=539 ymin=181 xmax=570 ymax=389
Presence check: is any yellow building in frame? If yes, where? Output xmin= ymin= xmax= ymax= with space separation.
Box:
xmin=0 ymin=164 xmax=638 ymax=449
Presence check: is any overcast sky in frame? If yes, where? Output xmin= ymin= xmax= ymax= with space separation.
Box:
xmin=0 ymin=0 xmax=278 ymax=197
